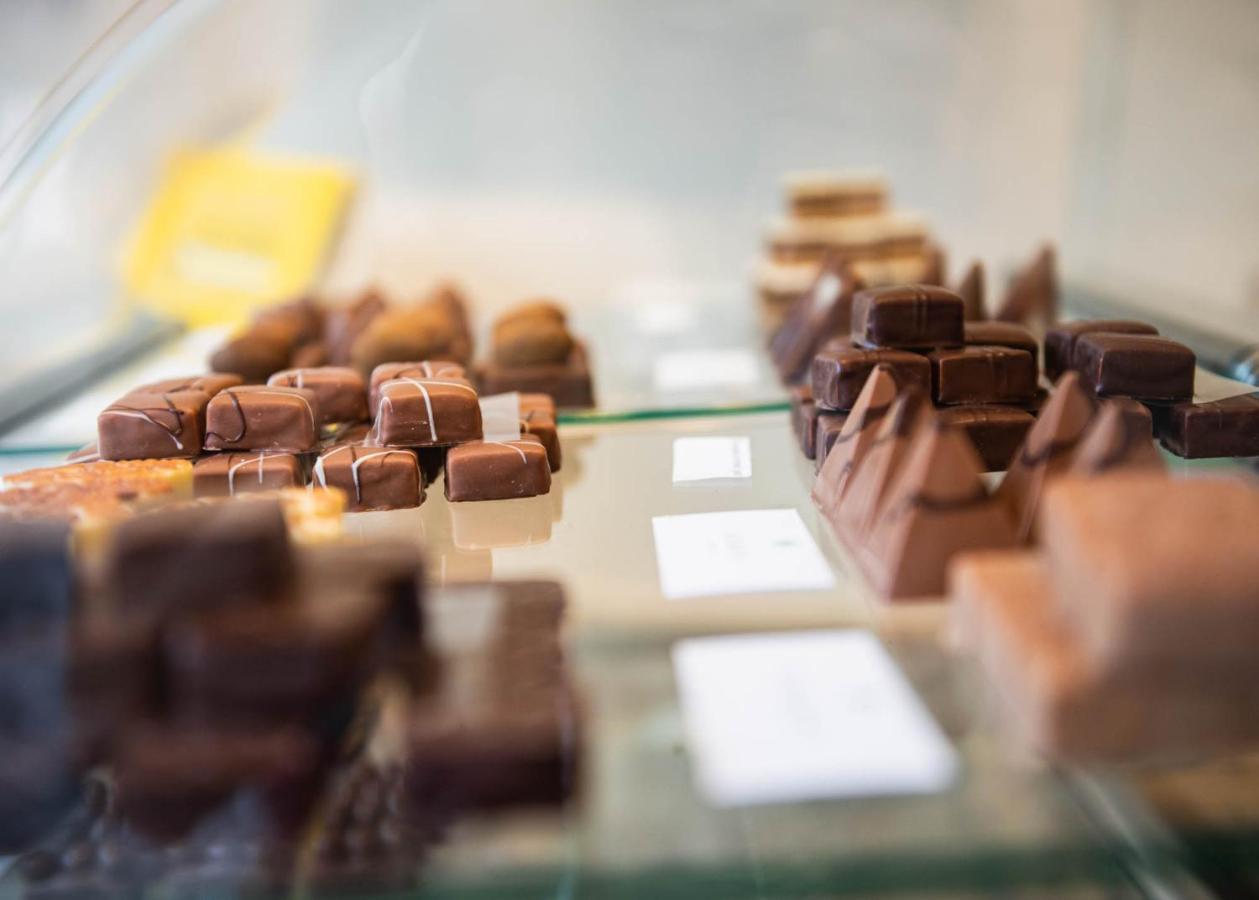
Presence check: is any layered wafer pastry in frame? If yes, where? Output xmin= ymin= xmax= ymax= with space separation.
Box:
xmin=782 ymin=170 xmax=888 ymax=219
xmin=812 ymin=366 xmax=898 ymax=513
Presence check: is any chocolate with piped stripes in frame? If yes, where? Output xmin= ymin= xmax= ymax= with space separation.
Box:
xmin=369 ymin=377 xmax=482 ymax=448
xmin=203 ymin=386 xmax=320 ymax=453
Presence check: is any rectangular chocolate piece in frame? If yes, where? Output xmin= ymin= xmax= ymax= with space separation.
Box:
xmin=203 ymin=386 xmax=320 ymax=452
xmin=963 ymin=321 xmax=1038 ymax=359
xmin=851 ymin=285 xmax=964 ymax=349
xmin=267 ymin=366 xmax=368 ymax=424
xmin=939 ymin=405 xmax=1035 ymax=471
xmin=1072 ymin=333 xmax=1194 ymax=402
xmin=445 ymin=438 xmax=551 ymax=501
xmin=814 ymin=410 xmax=849 ymax=468
xmin=98 ymin=390 xmax=209 ymax=461
xmin=809 ymin=342 xmax=931 ymax=411
xmin=521 ymin=409 xmax=562 ymax=472
xmin=476 ymin=343 xmax=595 ymax=410
xmin=368 ymin=361 xmax=469 ymax=412
xmin=789 ymin=385 xmax=817 ymax=459
xmin=371 ymin=377 xmax=482 ymax=447
xmin=126 ymin=373 xmax=243 ymax=398
xmin=1159 ymin=392 xmax=1259 ymax=458
xmin=928 ymin=346 xmax=1038 ymax=405
xmin=193 ymin=452 xmax=305 ymax=498
xmin=312 ymin=443 xmax=424 ymax=511
xmin=1043 ymin=320 xmax=1158 ymax=381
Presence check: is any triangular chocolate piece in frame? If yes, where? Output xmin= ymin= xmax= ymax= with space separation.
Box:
xmin=920 ymin=243 xmax=947 ymax=287
xmin=833 ymin=388 xmax=934 ymax=544
xmin=996 ymin=371 xmax=1097 ymax=542
xmin=1067 ymin=398 xmax=1164 ymax=476
xmin=995 ymin=244 xmax=1057 ymax=324
xmin=772 ymin=258 xmax=864 ymax=384
xmin=956 ymin=260 xmax=986 ymax=321
xmin=861 ymin=420 xmax=1014 ymax=599
xmin=812 ymin=366 xmax=899 ymax=514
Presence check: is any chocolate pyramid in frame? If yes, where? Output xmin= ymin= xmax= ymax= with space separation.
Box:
xmin=996 ymin=371 xmax=1097 ymax=542
xmin=921 ymin=243 xmax=947 ymax=287
xmin=812 ymin=365 xmax=899 ymax=515
xmin=833 ymin=388 xmax=933 ymax=544
xmin=859 ymin=419 xmax=1014 ymax=599
xmin=955 ymin=260 xmax=986 ymax=321
xmin=771 ymin=258 xmax=864 ymax=383
xmin=1067 ymin=398 xmax=1165 ymax=476
xmin=995 ymin=244 xmax=1057 ymax=324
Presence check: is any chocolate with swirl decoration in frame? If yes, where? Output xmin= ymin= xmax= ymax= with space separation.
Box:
xmin=368 ymin=360 xmax=468 ymax=412
xmin=369 ymin=378 xmax=482 ymax=448
xmin=311 ymin=443 xmax=424 ymax=511
xmin=445 ymin=436 xmax=551 ymax=501
xmin=267 ymin=366 xmax=368 ymax=424
xmin=98 ymin=390 xmax=209 ymax=460
xmin=193 ymin=452 xmax=305 ymax=498
xmin=203 ymin=386 xmax=320 ymax=453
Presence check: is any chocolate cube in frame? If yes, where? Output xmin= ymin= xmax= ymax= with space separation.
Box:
xmin=193 ymin=452 xmax=306 ymax=498
xmin=204 ymin=386 xmax=320 ymax=452
xmin=1159 ymin=392 xmax=1259 ymax=459
xmin=1042 ymin=319 xmax=1158 ymax=381
xmin=312 ymin=444 xmax=424 ymax=511
xmin=98 ymin=390 xmax=209 ymax=460
xmin=851 ymin=285 xmax=963 ymax=349
xmin=927 ymin=346 xmax=1038 ymax=405
xmin=268 ymin=366 xmax=368 ymax=424
xmin=371 ymin=377 xmax=482 ymax=447
xmin=445 ymin=438 xmax=551 ymax=502
xmin=809 ymin=342 xmax=931 ymax=411
xmin=1071 ymin=333 xmax=1195 ymax=403
xmin=476 ymin=343 xmax=595 ymax=410
xmin=126 ymin=374 xmax=243 ymax=398
xmin=521 ymin=409 xmax=562 ymax=472
xmin=962 ymin=321 xmax=1038 ymax=358
xmin=368 ymin=361 xmax=468 ymax=412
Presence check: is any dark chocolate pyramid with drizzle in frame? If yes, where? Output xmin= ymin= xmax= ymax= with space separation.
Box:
xmin=955 ymin=260 xmax=986 ymax=321
xmin=859 ymin=419 xmax=1014 ymax=599
xmin=1067 ymin=398 xmax=1164 ymax=476
xmin=812 ymin=365 xmax=899 ymax=515
xmin=996 ymin=371 xmax=1097 ymax=542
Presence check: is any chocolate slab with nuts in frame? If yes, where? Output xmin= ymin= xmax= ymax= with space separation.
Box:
xmin=445 ymin=438 xmax=551 ymax=502
xmin=809 ymin=342 xmax=931 ymax=411
xmin=476 ymin=343 xmax=595 ymax=410
xmin=268 ymin=367 xmax=368 ymax=425
xmin=370 ymin=377 xmax=482 ymax=447
xmin=98 ymin=390 xmax=209 ymax=460
xmin=368 ymin=361 xmax=468 ymax=412
xmin=851 ymin=284 xmax=964 ymax=349
xmin=1159 ymin=392 xmax=1259 ymax=458
xmin=193 ymin=452 xmax=306 ymax=498
xmin=927 ymin=346 xmax=1038 ymax=406
xmin=312 ymin=443 xmax=424 ymax=511
xmin=1072 ymin=333 xmax=1195 ymax=403
xmin=1042 ymin=319 xmax=1158 ymax=381
xmin=939 ymin=405 xmax=1035 ymax=472
xmin=204 ymin=386 xmax=320 ymax=453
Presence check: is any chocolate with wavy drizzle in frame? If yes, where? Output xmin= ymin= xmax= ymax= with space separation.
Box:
xmin=97 ymin=390 xmax=208 ymax=460
xmin=203 ymin=386 xmax=320 ymax=453
xmin=312 ymin=442 xmax=423 ymax=511
xmin=370 ymin=378 xmax=482 ymax=448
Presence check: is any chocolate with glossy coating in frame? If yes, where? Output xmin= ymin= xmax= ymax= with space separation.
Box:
xmin=939 ymin=405 xmax=1035 ymax=472
xmin=204 ymin=386 xmax=320 ymax=452
xmin=772 ymin=261 xmax=862 ymax=383
xmin=1042 ymin=320 xmax=1158 ymax=381
xmin=521 ymin=409 xmax=562 ymax=472
xmin=789 ymin=385 xmax=817 ymax=459
xmin=809 ymin=342 xmax=931 ymax=411
xmin=268 ymin=366 xmax=368 ymax=424
xmin=813 ymin=366 xmax=899 ymax=512
xmin=814 ymin=410 xmax=850 ymax=469
xmin=1068 ymin=399 xmax=1164 ymax=475
xmin=445 ymin=438 xmax=551 ymax=502
xmin=127 ymin=373 xmax=243 ymax=397
xmin=1159 ymin=392 xmax=1259 ymax=459
xmin=1072 ymin=333 xmax=1195 ymax=403
xmin=369 ymin=361 xmax=468 ymax=412
xmin=209 ymin=333 xmax=293 ymax=382
xmin=963 ymin=321 xmax=1038 ymax=359
xmin=851 ymin=284 xmax=964 ymax=349
xmin=193 ymin=452 xmax=305 ymax=497
xmin=995 ymin=244 xmax=1057 ymax=324
xmin=955 ymin=260 xmax=986 ymax=321
xmin=370 ymin=377 xmax=482 ymax=447
xmin=97 ymin=390 xmax=208 ymax=460
xmin=312 ymin=443 xmax=424 ymax=511
xmin=928 ymin=346 xmax=1038 ymax=406
xmin=476 ymin=343 xmax=595 ymax=410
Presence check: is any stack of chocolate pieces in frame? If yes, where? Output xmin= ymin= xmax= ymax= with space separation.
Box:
xmin=753 ymin=170 xmax=941 ymax=330
xmin=474 ymin=300 xmax=595 ymax=409
xmin=951 ymin=472 xmax=1259 ymax=761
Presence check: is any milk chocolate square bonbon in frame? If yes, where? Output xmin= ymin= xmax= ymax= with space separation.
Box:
xmin=204 ymin=387 xmax=320 ymax=453
xmin=312 ymin=443 xmax=424 ymax=511
xmin=1071 ymin=333 xmax=1195 ymax=403
xmin=927 ymin=346 xmax=1038 ymax=406
xmin=370 ymin=377 xmax=482 ymax=447
xmin=193 ymin=452 xmax=306 ymax=498
xmin=851 ymin=285 xmax=964 ymax=349
xmin=267 ymin=367 xmax=368 ymax=424
xmin=445 ymin=439 xmax=552 ymax=502
xmin=98 ymin=391 xmax=209 ymax=460
xmin=809 ymin=342 xmax=930 ymax=411
xmin=368 ymin=361 xmax=468 ymax=412
xmin=127 ymin=374 xmax=243 ymax=398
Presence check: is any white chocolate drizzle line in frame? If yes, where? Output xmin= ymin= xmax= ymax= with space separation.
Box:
xmin=313 ymin=443 xmax=412 ymax=501
xmin=99 ymin=408 xmax=184 ymax=450
xmin=487 ymin=441 xmax=529 ymax=463
xmin=227 ymin=452 xmax=280 ymax=496
xmin=378 ymin=378 xmax=477 ymax=442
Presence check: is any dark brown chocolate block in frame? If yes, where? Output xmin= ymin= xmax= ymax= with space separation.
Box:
xmin=1072 ymin=333 xmax=1195 ymax=402
xmin=963 ymin=321 xmax=1038 ymax=359
xmin=1043 ymin=319 xmax=1158 ymax=380
xmin=476 ymin=342 xmax=595 ymax=410
xmin=445 ymin=439 xmax=551 ymax=502
xmin=204 ymin=386 xmax=320 ymax=452
xmin=809 ymin=342 xmax=931 ymax=411
xmin=126 ymin=373 xmax=243 ymax=398
xmin=815 ymin=410 xmax=850 ymax=468
xmin=312 ymin=443 xmax=424 ymax=511
xmin=193 ymin=452 xmax=305 ymax=498
xmin=928 ymin=346 xmax=1038 ymax=405
xmin=521 ymin=409 xmax=562 ymax=472
xmin=789 ymin=385 xmax=818 ymax=459
xmin=368 ymin=361 xmax=468 ymax=412
xmin=939 ymin=405 xmax=1035 ymax=472
xmin=370 ymin=377 xmax=482 ymax=447
xmin=851 ymin=284 xmax=964 ymax=349
xmin=268 ymin=366 xmax=368 ymax=424
xmin=771 ymin=260 xmax=861 ymax=383
xmin=97 ymin=390 xmax=208 ymax=460
xmin=102 ymin=500 xmax=294 ymax=619
xmin=1159 ymin=392 xmax=1259 ymax=458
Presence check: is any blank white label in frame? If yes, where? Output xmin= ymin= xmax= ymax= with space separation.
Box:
xmin=651 ymin=508 xmax=834 ymax=599
xmin=653 ymin=349 xmax=760 ymax=393
xmin=673 ymin=630 xmax=959 ymax=807
xmin=672 ymin=436 xmax=752 ymax=483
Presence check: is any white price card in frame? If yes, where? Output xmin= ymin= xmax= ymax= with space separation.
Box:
xmin=653 ymin=348 xmax=760 ymax=393
xmin=673 ymin=630 xmax=959 ymax=807
xmin=651 ymin=508 xmax=834 ymax=599
xmin=672 ymin=436 xmax=752 ymax=483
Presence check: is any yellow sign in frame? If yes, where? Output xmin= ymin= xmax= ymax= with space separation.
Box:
xmin=124 ymin=148 xmax=354 ymax=327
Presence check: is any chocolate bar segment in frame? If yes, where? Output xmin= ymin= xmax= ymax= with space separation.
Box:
xmin=939 ymin=405 xmax=1035 ymax=472
xmin=312 ymin=444 xmax=424 ymax=511
xmin=267 ymin=367 xmax=368 ymax=424
xmin=204 ymin=386 xmax=320 ymax=453
xmin=1159 ymin=392 xmax=1259 ymax=459
xmin=1072 ymin=333 xmax=1195 ymax=403
xmin=193 ymin=452 xmax=306 ymax=497
xmin=371 ymin=378 xmax=482 ymax=447
xmin=851 ymin=284 xmax=964 ymax=349
xmin=1043 ymin=320 xmax=1158 ymax=381
xmin=962 ymin=321 xmax=1038 ymax=358
xmin=98 ymin=390 xmax=209 ymax=461
xmin=809 ymin=342 xmax=930 ymax=411
xmin=368 ymin=361 xmax=468 ymax=412
xmin=445 ymin=439 xmax=551 ymax=502
xmin=927 ymin=346 xmax=1038 ymax=405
